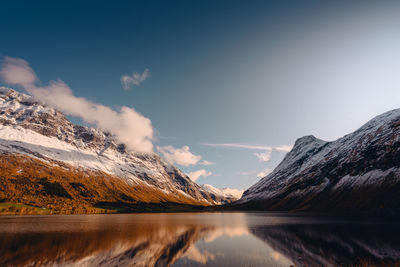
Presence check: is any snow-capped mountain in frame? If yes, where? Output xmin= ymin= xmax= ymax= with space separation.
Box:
xmin=0 ymin=88 xmax=221 ymax=210
xmin=201 ymin=184 xmax=243 ymax=204
xmin=235 ymin=108 xmax=400 ymax=214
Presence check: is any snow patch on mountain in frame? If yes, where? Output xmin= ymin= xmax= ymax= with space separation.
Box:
xmin=237 ymin=107 xmax=400 ymax=211
xmin=0 ymin=88 xmax=220 ymax=204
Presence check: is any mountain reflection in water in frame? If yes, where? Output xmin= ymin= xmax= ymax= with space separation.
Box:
xmin=0 ymin=213 xmax=399 ymax=267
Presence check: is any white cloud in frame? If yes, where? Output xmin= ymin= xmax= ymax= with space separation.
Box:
xmin=254 ymin=151 xmax=271 ymax=162
xmin=157 ymin=145 xmax=201 ymax=166
xmin=188 ymin=169 xmax=212 ymax=182
xmin=200 ymin=160 xmax=215 ymax=166
xmin=203 ymin=143 xmax=292 ymax=152
xmin=0 ymin=56 xmax=154 ymax=153
xmin=121 ymin=68 xmax=150 ymax=89
xmin=0 ymin=56 xmax=37 ymax=88
xmin=257 ymin=168 xmax=272 ymax=178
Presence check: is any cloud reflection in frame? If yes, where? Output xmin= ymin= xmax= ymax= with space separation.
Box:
xmin=1 ymin=213 xmax=400 ymax=266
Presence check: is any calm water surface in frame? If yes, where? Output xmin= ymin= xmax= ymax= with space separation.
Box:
xmin=0 ymin=212 xmax=399 ymax=267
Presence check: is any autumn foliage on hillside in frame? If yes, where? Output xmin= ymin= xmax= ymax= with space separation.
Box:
xmin=0 ymin=153 xmax=208 ymax=214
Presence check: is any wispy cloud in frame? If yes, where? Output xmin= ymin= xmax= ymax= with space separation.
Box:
xmin=200 ymin=160 xmax=215 ymax=166
xmin=203 ymin=143 xmax=292 ymax=152
xmin=157 ymin=145 xmax=201 ymax=166
xmin=121 ymin=68 xmax=150 ymax=89
xmin=239 ymin=168 xmax=273 ymax=179
xmin=188 ymin=169 xmax=212 ymax=182
xmin=203 ymin=142 xmax=291 ymax=163
xmin=257 ymin=168 xmax=272 ymax=178
xmin=0 ymin=56 xmax=154 ymax=153
xmin=254 ymin=151 xmax=271 ymax=162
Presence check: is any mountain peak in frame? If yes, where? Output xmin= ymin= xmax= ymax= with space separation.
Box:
xmin=0 ymin=87 xmax=224 ymax=208
xmin=235 ymin=108 xmax=400 ymax=214
xmin=294 ymin=134 xmax=316 ymax=145
xmin=292 ymin=135 xmax=326 ymax=151
xmin=0 ymin=87 xmax=33 ymax=103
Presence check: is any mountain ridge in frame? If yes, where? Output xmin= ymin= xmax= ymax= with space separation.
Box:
xmin=0 ymin=88 xmax=229 ymax=212
xmin=234 ymin=108 xmax=400 ymax=215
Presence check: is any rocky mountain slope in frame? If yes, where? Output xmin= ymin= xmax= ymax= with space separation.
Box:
xmin=235 ymin=108 xmax=400 ymax=215
xmin=0 ymin=88 xmax=223 ymax=212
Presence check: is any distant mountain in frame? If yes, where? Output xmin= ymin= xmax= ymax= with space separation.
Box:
xmin=0 ymin=88 xmax=224 ymax=213
xmin=201 ymin=184 xmax=243 ymax=204
xmin=234 ymin=108 xmax=400 ymax=215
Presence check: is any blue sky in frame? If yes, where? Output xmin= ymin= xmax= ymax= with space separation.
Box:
xmin=1 ymin=0 xmax=400 ymax=190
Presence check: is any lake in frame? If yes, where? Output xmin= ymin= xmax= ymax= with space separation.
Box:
xmin=0 ymin=212 xmax=399 ymax=266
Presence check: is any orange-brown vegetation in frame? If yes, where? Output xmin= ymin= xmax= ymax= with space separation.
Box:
xmin=0 ymin=202 xmax=51 ymax=215
xmin=0 ymin=153 xmax=208 ymax=214
xmin=0 ymin=216 xmax=213 ymax=266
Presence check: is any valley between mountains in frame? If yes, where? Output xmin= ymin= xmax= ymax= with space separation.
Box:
xmin=0 ymin=88 xmax=238 ymax=214
xmin=0 ymin=87 xmax=399 ymax=215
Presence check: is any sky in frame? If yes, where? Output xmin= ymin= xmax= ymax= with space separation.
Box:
xmin=1 ymin=0 xmax=400 ymax=190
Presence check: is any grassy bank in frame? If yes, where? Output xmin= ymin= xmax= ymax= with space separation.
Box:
xmin=0 ymin=202 xmax=51 ymax=215
xmin=0 ymin=201 xmax=214 ymax=215
xmin=0 ymin=202 xmax=118 ymax=215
